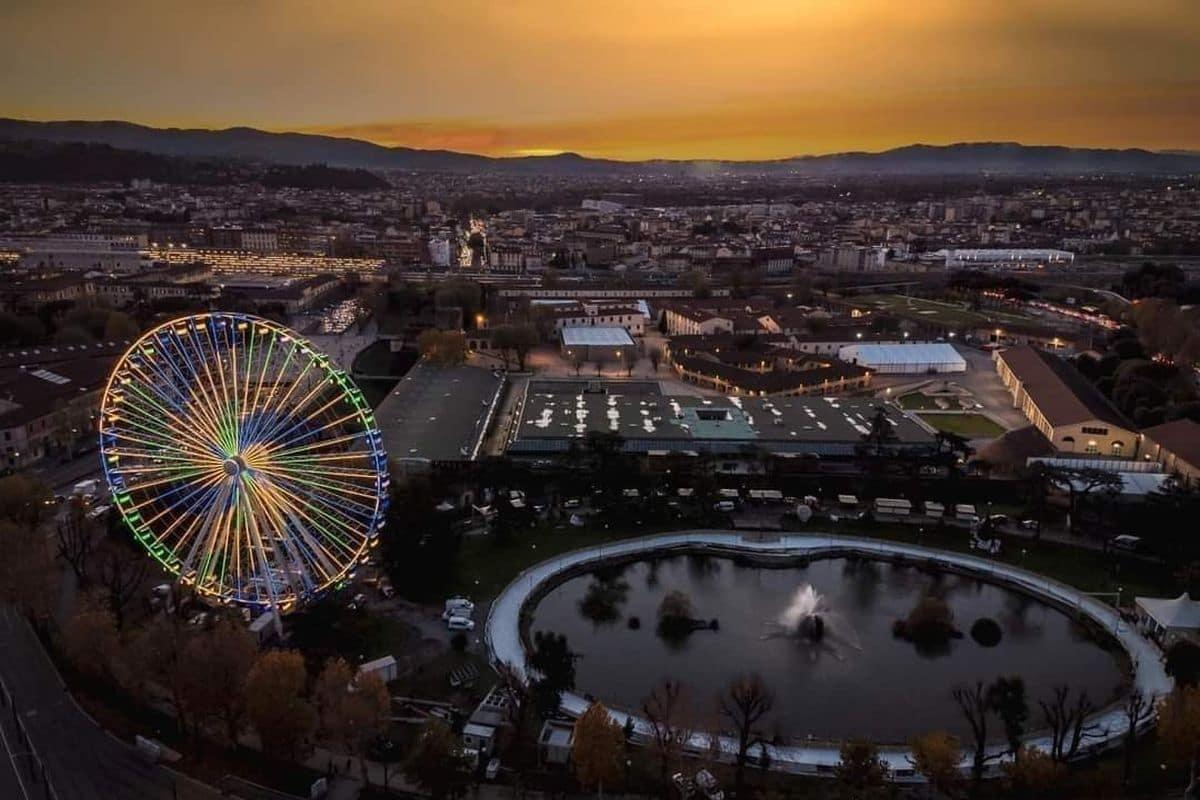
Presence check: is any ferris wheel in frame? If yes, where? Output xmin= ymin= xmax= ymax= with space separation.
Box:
xmin=99 ymin=312 xmax=388 ymax=612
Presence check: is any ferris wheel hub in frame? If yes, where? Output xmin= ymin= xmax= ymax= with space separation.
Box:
xmin=222 ymin=455 xmax=247 ymax=477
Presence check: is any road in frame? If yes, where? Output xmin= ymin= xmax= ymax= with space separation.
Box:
xmin=0 ymin=608 xmax=220 ymax=800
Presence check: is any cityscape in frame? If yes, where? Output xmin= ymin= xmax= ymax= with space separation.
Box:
xmin=1 ymin=3 xmax=1199 ymax=800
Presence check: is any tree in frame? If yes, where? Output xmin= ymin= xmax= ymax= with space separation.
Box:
xmin=835 ymin=740 xmax=891 ymax=800
xmin=593 ymin=352 xmax=608 ymax=377
xmin=0 ymin=473 xmax=52 ymax=527
xmin=572 ymin=702 xmax=625 ymax=797
xmin=1120 ymin=688 xmax=1155 ymax=787
xmin=1001 ymin=747 xmax=1065 ymax=797
xmin=314 ymin=658 xmax=390 ymax=755
xmin=61 ymin=591 xmax=123 ymax=683
xmin=179 ymin=620 xmax=258 ymax=745
xmin=719 ymin=673 xmax=774 ymax=799
xmin=986 ymin=676 xmax=1028 ymax=759
xmin=0 ymin=519 xmax=57 ymax=623
xmin=56 ymin=497 xmax=97 ymax=584
xmin=908 ymin=731 xmax=963 ymax=799
xmin=1038 ymin=685 xmax=1104 ymax=763
xmin=245 ymin=650 xmax=316 ymax=760
xmin=132 ymin=615 xmax=195 ymax=734
xmin=648 ymin=345 xmax=663 ymax=372
xmin=1167 ymin=641 xmax=1200 ymax=688
xmin=1157 ymin=688 xmax=1200 ymax=796
xmin=951 ymin=681 xmax=997 ymax=788
xmin=528 ymin=631 xmax=577 ymax=719
xmin=417 ymin=329 xmax=467 ymax=365
xmin=642 ymin=678 xmax=693 ymax=789
xmin=407 ymin=718 xmax=471 ymax=799
xmin=96 ymin=541 xmax=149 ymax=629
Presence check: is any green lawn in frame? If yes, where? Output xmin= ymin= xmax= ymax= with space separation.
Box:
xmin=918 ymin=412 xmax=1006 ymax=438
xmin=897 ymin=392 xmax=964 ymax=411
xmin=854 ymin=294 xmax=1045 ymax=330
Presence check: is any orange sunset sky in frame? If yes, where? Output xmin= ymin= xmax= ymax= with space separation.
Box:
xmin=1 ymin=0 xmax=1198 ymax=160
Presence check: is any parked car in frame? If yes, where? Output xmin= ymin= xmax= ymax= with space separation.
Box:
xmin=713 ymin=500 xmax=737 ymax=513
xmin=447 ymin=616 xmax=475 ymax=632
xmin=485 ymin=757 xmax=501 ymax=780
xmin=1109 ymin=535 xmax=1143 ymax=553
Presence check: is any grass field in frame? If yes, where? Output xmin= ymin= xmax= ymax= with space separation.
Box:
xmin=917 ymin=412 xmax=1006 ymax=438
xmin=854 ymin=294 xmax=1040 ymax=329
xmin=897 ymin=392 xmax=964 ymax=411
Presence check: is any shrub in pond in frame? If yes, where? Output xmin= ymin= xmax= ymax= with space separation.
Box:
xmin=970 ymin=617 xmax=1003 ymax=647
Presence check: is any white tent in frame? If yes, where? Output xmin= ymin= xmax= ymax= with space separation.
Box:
xmin=837 ymin=343 xmax=967 ymax=374
xmin=1135 ymin=593 xmax=1200 ymax=642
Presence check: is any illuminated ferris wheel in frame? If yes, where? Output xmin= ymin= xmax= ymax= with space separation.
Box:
xmin=99 ymin=312 xmax=388 ymax=612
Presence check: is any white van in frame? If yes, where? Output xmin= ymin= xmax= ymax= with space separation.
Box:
xmin=447 ymin=616 xmax=475 ymax=632
xmin=713 ymin=500 xmax=737 ymax=513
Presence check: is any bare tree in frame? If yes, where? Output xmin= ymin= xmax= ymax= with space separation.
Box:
xmin=1121 ymin=688 xmax=1155 ymax=787
xmin=98 ymin=544 xmax=149 ymax=629
xmin=56 ymin=498 xmax=97 ymax=584
xmin=719 ymin=673 xmax=774 ymax=799
xmin=952 ymin=681 xmax=998 ymax=788
xmin=1039 ymin=685 xmax=1106 ymax=763
xmin=642 ymin=678 xmax=693 ymax=789
xmin=648 ymin=346 xmax=663 ymax=373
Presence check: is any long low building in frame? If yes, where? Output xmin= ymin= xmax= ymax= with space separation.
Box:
xmin=376 ymin=362 xmax=505 ymax=466
xmin=559 ymin=326 xmax=637 ymax=362
xmin=994 ymin=345 xmax=1138 ymax=458
xmin=838 ymin=342 xmax=966 ymax=374
xmin=508 ymin=380 xmax=933 ymax=457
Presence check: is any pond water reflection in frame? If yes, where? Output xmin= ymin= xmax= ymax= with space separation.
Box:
xmin=529 ymin=554 xmax=1126 ymax=743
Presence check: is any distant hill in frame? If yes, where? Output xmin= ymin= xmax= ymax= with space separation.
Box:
xmin=2 ymin=118 xmax=1199 ymax=176
xmin=0 ymin=139 xmax=390 ymax=189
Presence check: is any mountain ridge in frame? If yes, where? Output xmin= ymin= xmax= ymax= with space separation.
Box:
xmin=2 ymin=118 xmax=1198 ymax=176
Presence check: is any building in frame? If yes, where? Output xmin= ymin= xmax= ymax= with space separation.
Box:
xmin=1134 ymin=593 xmax=1200 ymax=647
xmin=1140 ymin=419 xmax=1200 ymax=485
xmin=838 ymin=343 xmax=967 ymax=374
xmin=994 ymin=346 xmax=1138 ymax=457
xmin=507 ymin=380 xmax=934 ymax=460
xmin=0 ymin=355 xmax=114 ymax=469
xmin=559 ymin=326 xmax=637 ymax=363
xmin=940 ymin=248 xmax=1075 ymax=270
xmin=667 ymin=336 xmax=872 ymax=397
xmin=548 ymin=302 xmax=646 ymax=336
xmin=817 ymin=245 xmax=887 ymax=272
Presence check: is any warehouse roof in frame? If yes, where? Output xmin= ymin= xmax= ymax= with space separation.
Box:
xmin=839 ymin=342 xmax=966 ymax=368
xmin=560 ymin=326 xmax=635 ymax=347
xmin=997 ymin=346 xmax=1133 ymax=430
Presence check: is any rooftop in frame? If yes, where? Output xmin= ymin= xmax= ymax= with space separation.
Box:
xmin=510 ymin=381 xmax=931 ymax=456
xmin=997 ymin=345 xmax=1133 ymax=431
xmin=376 ymin=362 xmax=504 ymax=463
xmin=559 ymin=326 xmax=636 ymax=347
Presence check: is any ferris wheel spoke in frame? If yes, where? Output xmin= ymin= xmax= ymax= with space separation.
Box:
xmin=253 ymin=463 xmax=381 ymax=504
xmin=260 ymin=410 xmax=368 ymax=457
xmin=139 ymin=333 xmax=230 ymax=445
xmin=243 ymin=328 xmax=277 ymax=445
xmin=251 ymin=475 xmax=373 ymax=558
xmin=253 ymin=344 xmax=317 ymax=440
xmin=186 ymin=324 xmax=237 ymax=455
xmin=177 ymin=477 xmax=234 ymax=586
xmin=106 ymin=417 xmax=223 ymax=464
xmin=257 ymin=465 xmax=382 ymax=512
xmin=250 ymin=375 xmax=338 ymax=448
xmin=113 ymin=383 xmax=228 ymax=459
xmin=242 ymin=477 xmax=338 ymax=589
xmin=133 ymin=470 xmax=227 ymax=530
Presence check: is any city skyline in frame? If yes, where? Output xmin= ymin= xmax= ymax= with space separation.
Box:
xmin=2 ymin=0 xmax=1198 ymax=160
